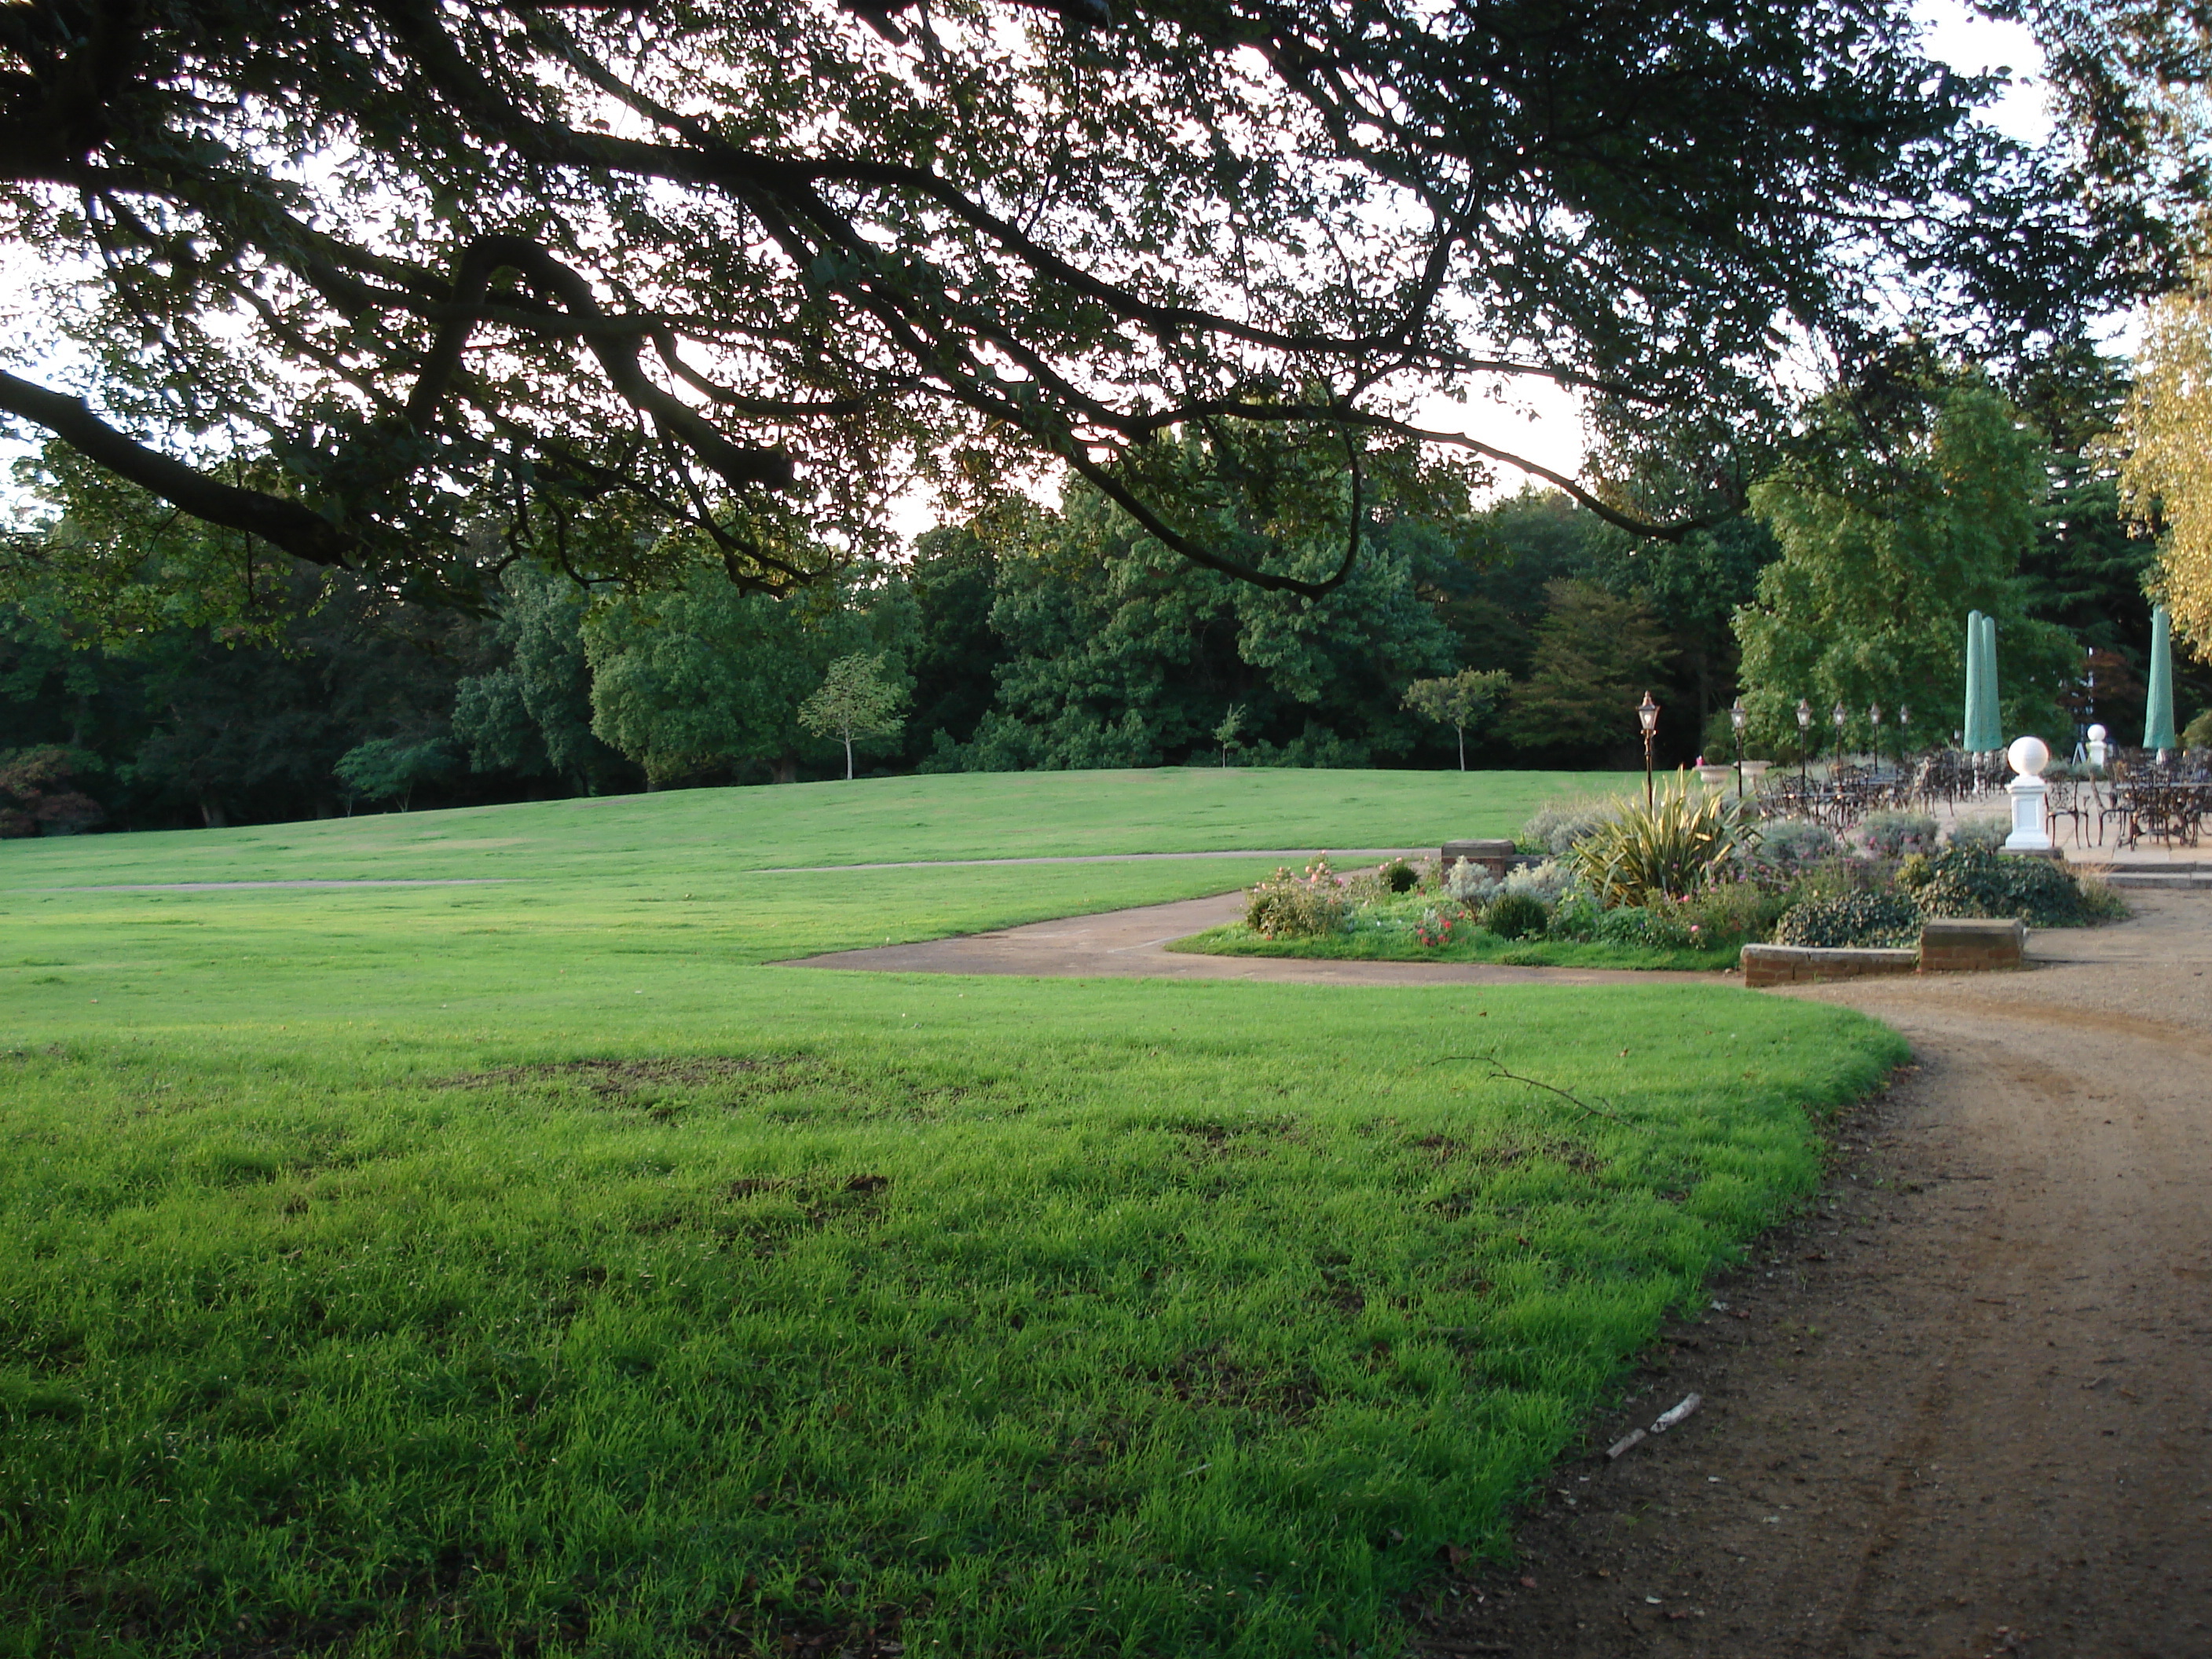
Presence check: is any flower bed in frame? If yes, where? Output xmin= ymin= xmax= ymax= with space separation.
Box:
xmin=1185 ymin=787 xmax=2127 ymax=972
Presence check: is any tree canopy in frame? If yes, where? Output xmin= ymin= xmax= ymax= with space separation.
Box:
xmin=2116 ymin=258 xmax=2212 ymax=662
xmin=0 ymin=0 xmax=2160 ymax=609
xmin=1735 ymin=381 xmax=2076 ymax=750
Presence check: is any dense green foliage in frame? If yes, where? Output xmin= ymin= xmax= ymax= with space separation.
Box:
xmin=1737 ymin=382 xmax=2081 ymax=753
xmin=1899 ymin=844 xmax=2122 ymax=927
xmin=1483 ymin=892 xmax=1551 ymax=940
xmin=0 ymin=776 xmax=1903 ymax=1655
xmin=1771 ymin=891 xmax=1924 ymax=948
xmin=584 ymin=568 xmax=916 ymax=787
xmin=939 ymin=478 xmax=1463 ymax=771
xmin=0 ymin=546 xmax=501 ymax=830
xmin=451 ymin=564 xmax=636 ymax=797
xmin=5 ymin=372 xmax=2192 ymax=837
xmin=1502 ymin=582 xmax=1676 ymax=761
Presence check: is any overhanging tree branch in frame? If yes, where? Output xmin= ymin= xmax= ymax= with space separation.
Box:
xmin=0 ymin=368 xmax=361 ymax=569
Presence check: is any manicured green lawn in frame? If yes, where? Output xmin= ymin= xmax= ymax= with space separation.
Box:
xmin=0 ymin=775 xmax=1899 ymax=1657
xmin=0 ymin=767 xmax=1627 ymax=888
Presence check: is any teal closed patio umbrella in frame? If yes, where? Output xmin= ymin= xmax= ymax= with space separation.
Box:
xmin=1979 ymin=613 xmax=2002 ymax=752
xmin=1972 ymin=614 xmax=1990 ymax=756
xmin=2145 ymin=604 xmax=2178 ymax=754
xmin=1962 ymin=612 xmax=2002 ymax=752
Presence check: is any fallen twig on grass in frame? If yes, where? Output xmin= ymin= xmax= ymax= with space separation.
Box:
xmin=1437 ymin=1049 xmax=1632 ymax=1126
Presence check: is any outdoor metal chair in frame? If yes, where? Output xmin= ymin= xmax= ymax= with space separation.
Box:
xmin=2044 ymin=775 xmax=2089 ymax=848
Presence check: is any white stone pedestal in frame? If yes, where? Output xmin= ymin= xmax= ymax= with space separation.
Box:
xmin=2005 ymin=777 xmax=2051 ymax=851
xmin=2005 ymin=734 xmax=2053 ymax=852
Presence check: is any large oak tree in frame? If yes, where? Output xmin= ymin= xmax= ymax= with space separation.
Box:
xmin=0 ymin=0 xmax=2163 ymax=605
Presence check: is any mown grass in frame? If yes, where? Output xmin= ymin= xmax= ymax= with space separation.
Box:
xmin=0 ymin=766 xmax=1622 ymax=888
xmin=0 ymin=775 xmax=1902 ymax=1657
xmin=1170 ymin=923 xmax=1736 ymax=975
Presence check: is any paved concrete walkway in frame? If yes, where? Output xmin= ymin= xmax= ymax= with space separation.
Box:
xmin=783 ymin=889 xmax=1717 ymax=987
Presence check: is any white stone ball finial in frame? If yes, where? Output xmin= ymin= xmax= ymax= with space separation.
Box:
xmin=2008 ymin=734 xmax=2049 ymax=779
xmin=2087 ymin=723 xmax=2107 ymax=742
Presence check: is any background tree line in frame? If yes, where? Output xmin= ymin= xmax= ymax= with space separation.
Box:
xmin=5 ymin=356 xmax=2200 ymax=837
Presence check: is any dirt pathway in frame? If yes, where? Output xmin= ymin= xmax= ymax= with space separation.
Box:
xmin=784 ymin=890 xmax=1713 ymax=987
xmin=1417 ymin=889 xmax=2212 ymax=1658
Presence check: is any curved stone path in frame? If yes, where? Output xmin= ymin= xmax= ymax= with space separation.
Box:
xmin=784 ymin=888 xmax=1718 ymax=986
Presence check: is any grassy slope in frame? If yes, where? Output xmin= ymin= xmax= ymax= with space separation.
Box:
xmin=0 ymin=767 xmax=1628 ymax=886
xmin=0 ymin=773 xmax=1901 ymax=1658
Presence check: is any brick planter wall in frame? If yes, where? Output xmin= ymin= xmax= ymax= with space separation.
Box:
xmin=1919 ymin=917 xmax=2027 ymax=973
xmin=1741 ymin=944 xmax=1920 ymax=988
xmin=1441 ymin=839 xmax=1517 ymax=881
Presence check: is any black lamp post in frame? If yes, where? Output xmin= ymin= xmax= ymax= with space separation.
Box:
xmin=1638 ymin=690 xmax=1660 ymax=811
xmin=1868 ymin=701 xmax=1883 ymax=771
xmin=1898 ymin=703 xmax=1910 ymax=759
xmin=1831 ymin=701 xmax=1848 ymax=767
xmin=1796 ymin=698 xmax=1812 ymax=786
xmin=1730 ymin=698 xmax=1747 ymax=800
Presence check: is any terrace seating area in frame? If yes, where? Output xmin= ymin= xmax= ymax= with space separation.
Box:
xmin=1738 ymin=747 xmax=2212 ymax=849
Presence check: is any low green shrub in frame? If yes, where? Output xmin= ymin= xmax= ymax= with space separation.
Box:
xmin=1946 ymin=817 xmax=2009 ymax=851
xmin=1245 ymin=860 xmax=1350 ymax=938
xmin=1773 ymin=891 xmax=1922 ymax=948
xmin=1902 ymin=844 xmax=2101 ymax=927
xmin=1547 ymin=892 xmax=1602 ymax=942
xmin=1851 ymin=811 xmax=1940 ymax=859
xmin=1591 ymin=903 xmax=1695 ymax=950
xmin=1379 ymin=857 xmax=1420 ymax=894
xmin=1519 ymin=800 xmax=1614 ymax=855
xmin=1742 ymin=816 xmax=1839 ymax=876
xmin=1483 ymin=891 xmax=1550 ymax=940
xmin=1675 ymin=880 xmax=1793 ymax=947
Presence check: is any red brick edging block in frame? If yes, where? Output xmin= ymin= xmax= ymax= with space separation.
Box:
xmin=1917 ymin=917 xmax=2026 ymax=973
xmin=1741 ymin=944 xmax=1919 ymax=988
xmin=1744 ymin=917 xmax=2027 ymax=988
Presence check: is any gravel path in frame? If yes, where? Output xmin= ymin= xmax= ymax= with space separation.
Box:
xmin=784 ymin=888 xmax=1716 ymax=987
xmin=1416 ymin=888 xmax=2212 ymax=1657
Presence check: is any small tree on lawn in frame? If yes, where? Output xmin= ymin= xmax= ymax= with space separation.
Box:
xmin=333 ymin=738 xmax=457 ymax=812
xmin=800 ymin=654 xmax=908 ymax=781
xmin=1212 ymin=704 xmax=1247 ymax=767
xmin=1402 ymin=669 xmax=1511 ymax=770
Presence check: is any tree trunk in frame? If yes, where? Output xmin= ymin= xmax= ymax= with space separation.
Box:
xmin=198 ymin=794 xmax=227 ymax=829
xmin=1456 ymin=726 xmax=1466 ymax=771
xmin=843 ymin=734 xmax=854 ymax=781
xmin=775 ymin=752 xmax=797 ymax=785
